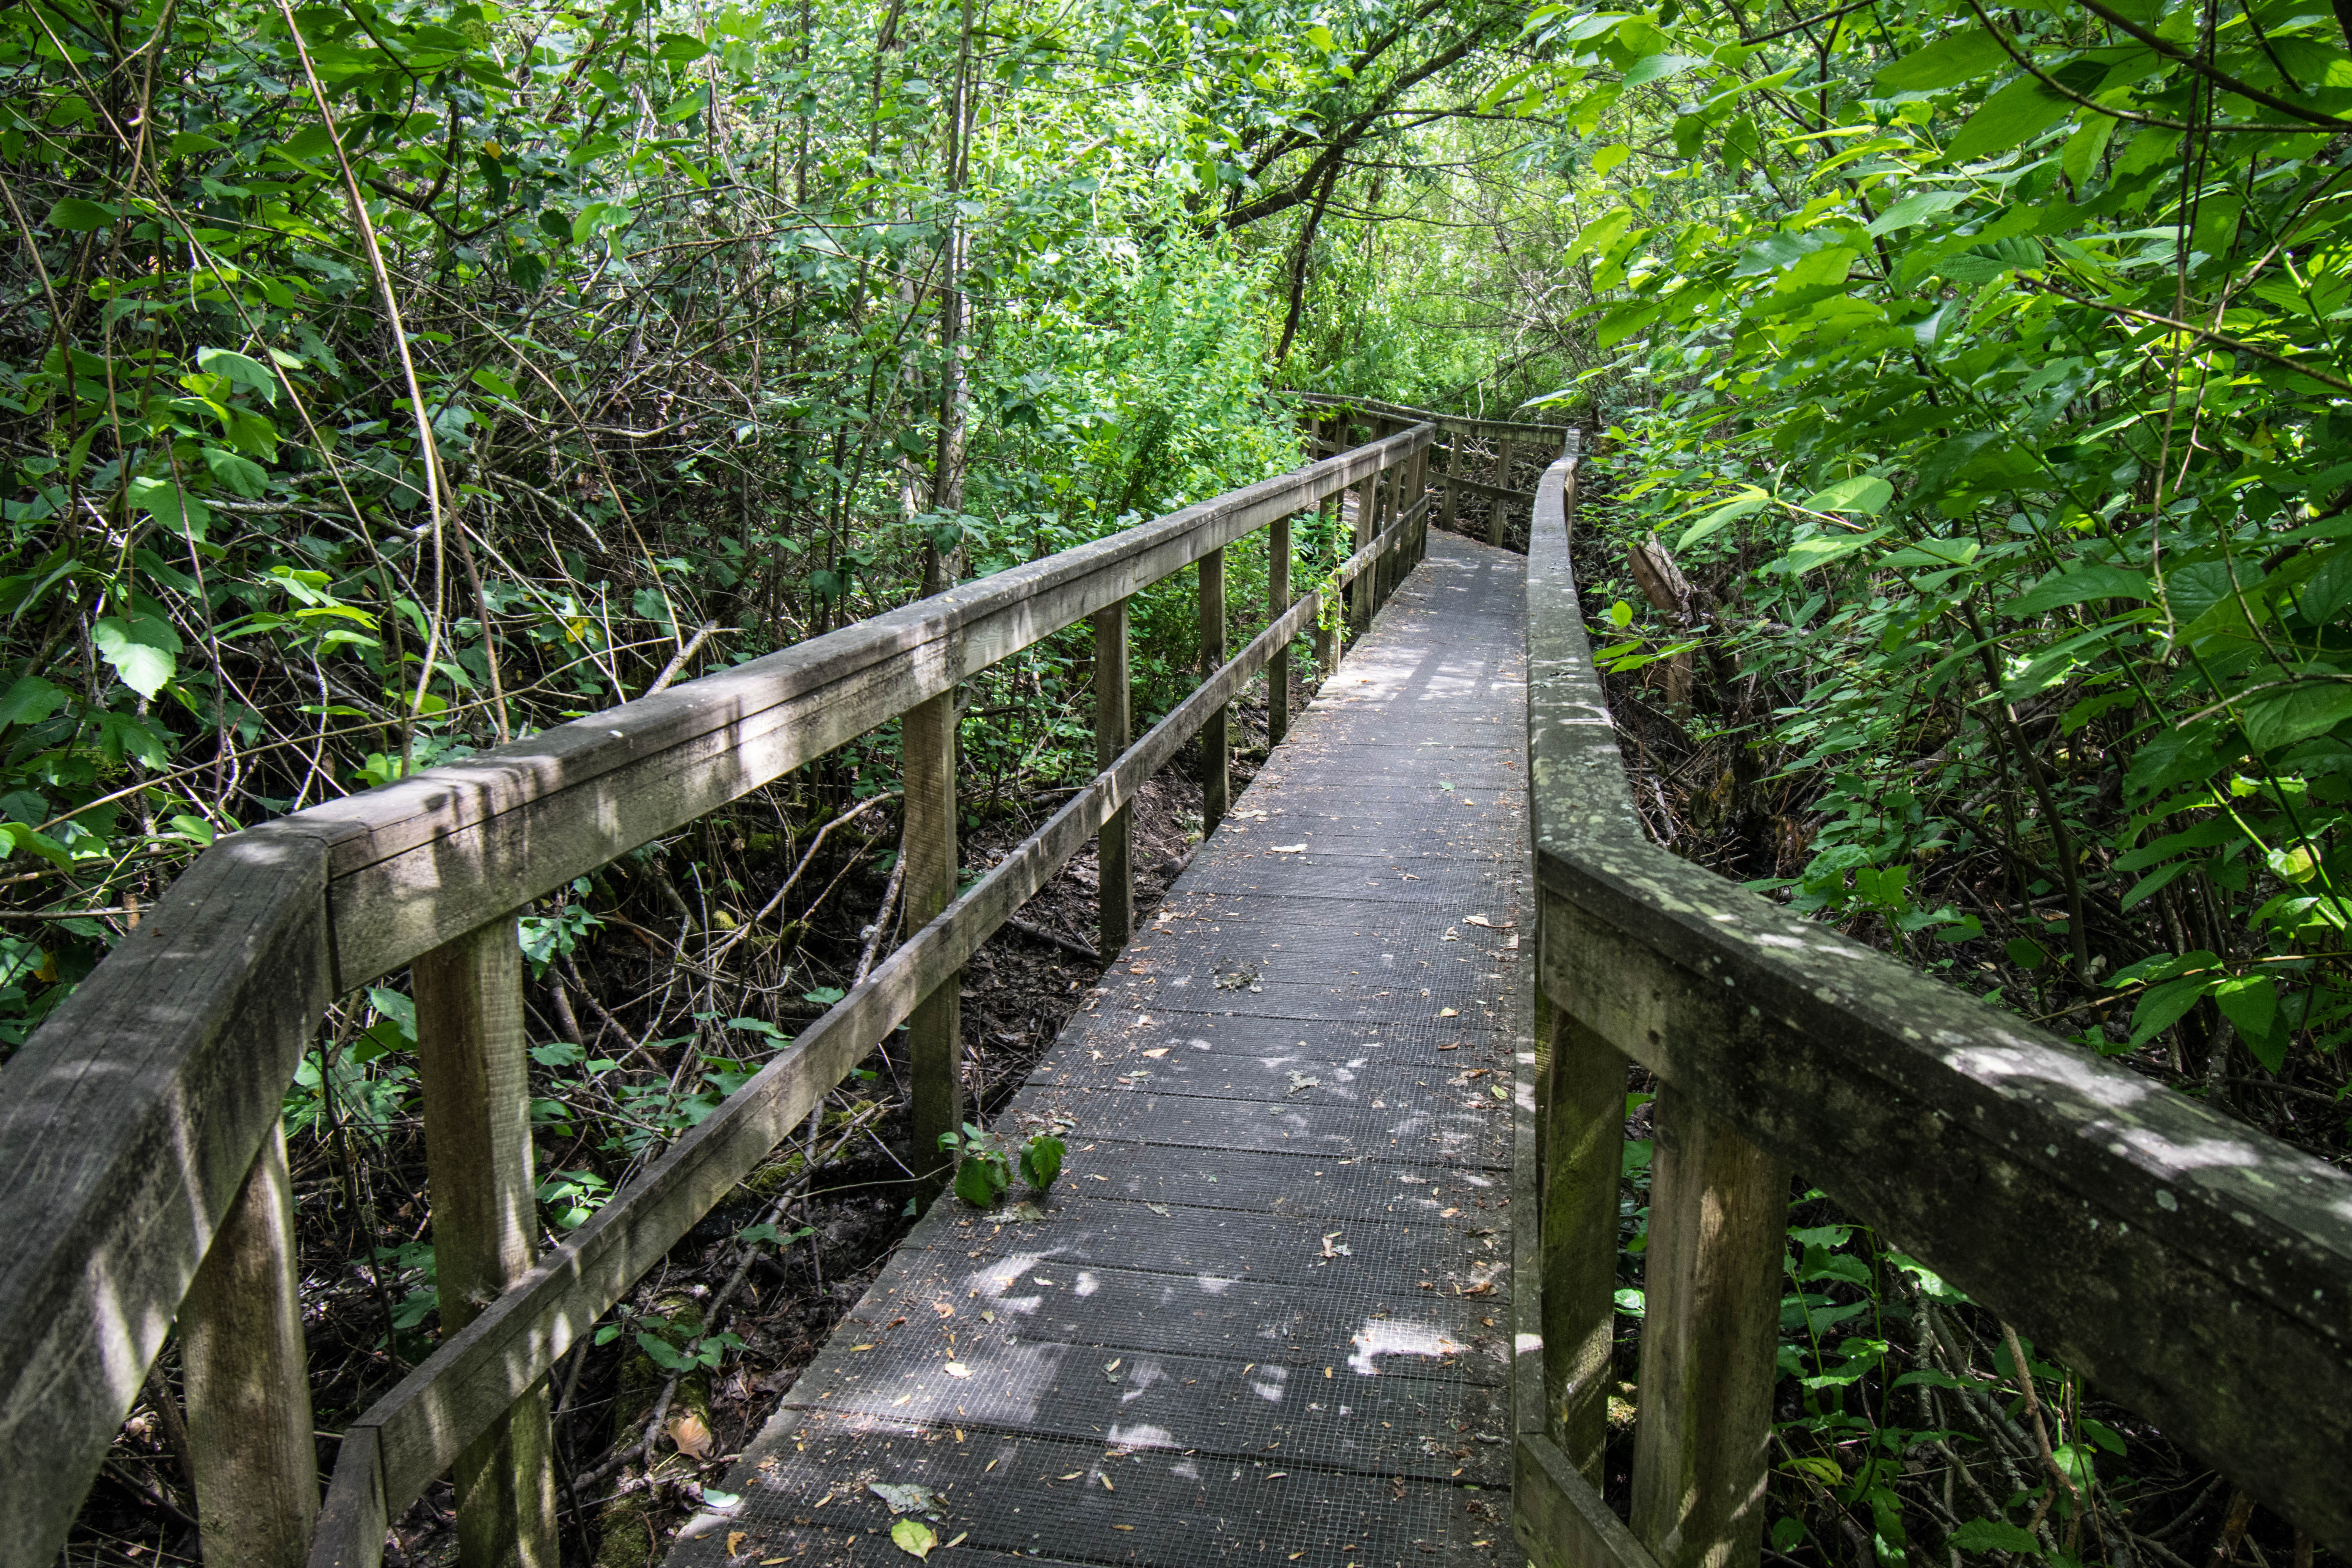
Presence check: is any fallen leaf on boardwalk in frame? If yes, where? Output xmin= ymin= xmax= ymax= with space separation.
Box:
xmin=1437 ymin=1042 xmax=1460 ymax=1051
xmin=1058 ymin=1472 xmax=1083 ymax=1480
xmin=933 ymin=1301 xmax=954 ymax=1318
xmin=870 ymin=1483 xmax=946 ymax=1516
xmin=980 ymin=1310 xmax=995 ymax=1322
xmin=1320 ymin=1232 xmax=1352 ymax=1259
xmin=1491 ymin=1084 xmax=1510 ymax=1100
xmin=667 ymin=1412 xmax=714 ymax=1459
xmin=890 ymin=1519 xmax=936 ymax=1560
xmin=1287 ymin=1071 xmax=1319 ymax=1095
xmin=1112 ymin=1525 xmax=1135 ymax=1532
xmin=1437 ymin=1008 xmax=1458 ymax=1018
xmin=1148 ymin=1202 xmax=1171 ymax=1216
xmin=944 ymin=1363 xmax=972 ymax=1378
xmin=1265 ymin=1472 xmax=1289 ymax=1480
xmin=946 ymin=1535 xmax=969 ymax=1550
xmin=1101 ymin=1474 xmax=1115 ymax=1491
xmin=728 ymin=1534 xmax=746 ymax=1557
xmin=1270 ymin=843 xmax=1307 ymax=853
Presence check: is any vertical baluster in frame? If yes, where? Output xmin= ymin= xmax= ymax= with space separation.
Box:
xmin=183 ymin=1122 xmax=318 ymax=1568
xmin=1350 ymin=471 xmax=1377 ymax=632
xmin=1495 ymin=439 xmax=1517 ymax=548
xmin=412 ymin=917 xmax=558 ymax=1568
xmin=902 ymin=688 xmax=962 ymax=1194
xmin=1200 ymin=546 xmax=1228 ymax=838
xmin=1439 ymin=431 xmax=1460 ymax=536
xmin=1409 ymin=443 xmax=1430 ymax=569
xmin=1268 ymin=512 xmax=1292 ymax=748
xmin=1094 ymin=600 xmax=1132 ymax=961
xmin=1629 ymin=1087 xmax=1789 ymax=1568
xmin=1539 ymin=1013 xmax=1631 ymax=1483
xmin=1314 ymin=494 xmax=1341 ymax=682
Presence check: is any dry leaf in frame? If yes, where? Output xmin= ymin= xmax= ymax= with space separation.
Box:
xmin=1437 ymin=1008 xmax=1458 ymax=1018
xmin=1140 ymin=1047 xmax=1168 ymax=1058
xmin=890 ymin=1519 xmax=936 ymax=1560
xmin=944 ymin=1363 xmax=972 ymax=1378
xmin=1269 ymin=843 xmax=1307 ymax=853
xmin=667 ymin=1411 xmax=713 ymax=1459
xmin=727 ymin=1534 xmax=746 ymax=1557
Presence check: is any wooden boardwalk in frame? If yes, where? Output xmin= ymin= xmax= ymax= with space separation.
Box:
xmin=671 ymin=530 xmax=1533 ymax=1568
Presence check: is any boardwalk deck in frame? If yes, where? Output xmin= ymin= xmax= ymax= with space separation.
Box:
xmin=670 ymin=530 xmax=1533 ymax=1568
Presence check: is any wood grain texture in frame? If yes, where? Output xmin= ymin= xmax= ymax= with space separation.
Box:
xmin=903 ymin=688 xmax=962 ymax=1197
xmin=412 ymin=918 xmax=557 ymax=1568
xmin=1199 ymin=547 xmax=1228 ymax=838
xmin=1094 ymin=600 xmax=1132 ymax=961
xmin=182 ymin=1123 xmax=318 ymax=1568
xmin=1268 ymin=514 xmax=1291 ymax=748
xmin=1541 ymin=1013 xmax=1630 ymax=1485
xmin=1627 ymin=1089 xmax=1787 ymax=1568
xmin=1521 ymin=447 xmax=2352 ymax=1556
xmin=305 ymin=1426 xmax=386 ymax=1568
xmin=0 ymin=824 xmax=331 ymax=1568
xmin=1518 ymin=1431 xmax=1663 ymax=1568
xmin=301 ymin=514 xmax=1416 ymax=1568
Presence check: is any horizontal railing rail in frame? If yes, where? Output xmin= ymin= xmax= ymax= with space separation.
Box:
xmin=1292 ymin=391 xmax=1566 ymax=550
xmin=1511 ymin=444 xmax=2352 ymax=1568
xmin=0 ymin=422 xmax=1436 ymax=1568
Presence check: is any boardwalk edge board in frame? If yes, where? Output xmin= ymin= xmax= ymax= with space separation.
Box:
xmin=1521 ymin=446 xmax=2352 ymax=1559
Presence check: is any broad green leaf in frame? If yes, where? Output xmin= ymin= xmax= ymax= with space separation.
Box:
xmin=1800 ymin=475 xmax=1894 ymax=516
xmin=47 ymin=197 xmax=120 ymax=231
xmin=1873 ymin=31 xmax=2011 ymax=94
xmin=1947 ymin=78 xmax=2071 ymax=163
xmin=1947 ymin=1520 xmax=2042 ymax=1555
xmin=1770 ymin=529 xmax=1886 ymax=574
xmin=891 ymin=1519 xmax=936 ymax=1560
xmin=92 ymin=614 xmax=181 ymax=698
xmin=0 ymin=677 xmax=67 ymax=729
xmin=1678 ymin=488 xmax=1768 ymax=549
xmin=2241 ymin=677 xmax=2352 ymax=751
xmin=1622 ymin=53 xmax=1704 ymax=89
xmin=2063 ymin=114 xmax=2118 ymax=186
xmin=201 ymin=446 xmax=269 ymax=499
xmin=2008 ymin=565 xmax=2152 ymax=614
xmin=196 ymin=347 xmax=280 ymax=404
xmin=2128 ymin=975 xmax=2210 ymax=1048
xmin=1590 ymin=143 xmax=1631 ymax=176
xmin=653 ymin=31 xmax=710 ymax=61
xmin=1866 ymin=189 xmax=1969 ymax=236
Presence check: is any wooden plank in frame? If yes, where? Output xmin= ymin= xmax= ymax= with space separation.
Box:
xmin=296 ymin=425 xmax=1430 ymax=993
xmin=305 ymin=515 xmax=1419 ymax=1546
xmin=1094 ymin=600 xmax=1132 ymax=961
xmin=1293 ymin=390 xmax=1569 ymax=441
xmin=1520 ymin=448 xmax=2352 ymax=1555
xmin=1438 ymin=472 xmax=1540 ymax=506
xmin=1541 ymin=1014 xmax=1629 ymax=1483
xmin=1267 ymin=514 xmax=1291 ymax=748
xmin=904 ymin=687 xmax=963 ymax=1198
xmin=1517 ymin=1430 xmax=1662 ymax=1568
xmin=412 ymin=918 xmax=558 ymax=1568
xmin=0 ymin=824 xmax=332 ymax=1568
xmin=181 ymin=1122 xmax=318 ymax=1568
xmin=306 ymin=1426 xmax=386 ymax=1568
xmin=1626 ymin=1089 xmax=1786 ymax=1568
xmin=1200 ymin=547 xmax=1228 ymax=838
xmin=1349 ymin=473 xmax=1377 ymax=633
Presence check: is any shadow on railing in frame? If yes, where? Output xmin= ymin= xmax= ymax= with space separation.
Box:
xmin=1509 ymin=444 xmax=2352 ymax=1568
xmin=0 ymin=425 xmax=1439 ymax=1568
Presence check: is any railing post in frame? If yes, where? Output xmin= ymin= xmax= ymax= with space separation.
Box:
xmin=902 ymin=688 xmax=962 ymax=1195
xmin=412 ymin=917 xmax=559 ymax=1568
xmin=1409 ymin=443 xmax=1430 ymax=568
xmin=1314 ymin=493 xmax=1341 ymax=682
xmin=1268 ymin=512 xmax=1292 ymax=748
xmin=1200 ymin=546 xmax=1228 ymax=838
xmin=1540 ymin=1012 xmax=1631 ymax=1483
xmin=1628 ymin=1086 xmax=1789 ymax=1568
xmin=1350 ymin=471 xmax=1377 ymax=633
xmin=1094 ymin=599 xmax=1132 ymax=960
xmin=182 ymin=1121 xmax=318 ymax=1568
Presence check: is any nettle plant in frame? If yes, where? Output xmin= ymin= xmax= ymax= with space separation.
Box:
xmin=939 ymin=1122 xmax=1065 ymax=1210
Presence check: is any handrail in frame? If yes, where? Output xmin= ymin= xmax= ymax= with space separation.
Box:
xmin=0 ymin=423 xmax=1436 ymax=1568
xmin=1510 ymin=444 xmax=2352 ymax=1568
xmin=1290 ymin=389 xmax=1573 ymax=441
xmin=1293 ymin=392 xmax=1563 ymax=550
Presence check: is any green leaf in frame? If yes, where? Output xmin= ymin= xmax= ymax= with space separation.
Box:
xmin=1019 ymin=1133 xmax=1065 ymax=1189
xmin=47 ymin=197 xmax=122 ymax=231
xmin=2243 ymin=679 xmax=2352 ymax=751
xmin=2008 ymin=565 xmax=2152 ymax=615
xmin=196 ymin=347 xmax=280 ymax=404
xmin=1800 ymin=475 xmax=1894 ymax=516
xmin=891 ymin=1519 xmax=937 ymax=1560
xmin=2005 ymin=937 xmax=2049 ymax=971
xmin=1873 ymin=31 xmax=2011 ymax=94
xmin=1678 ymin=488 xmax=1769 ymax=549
xmin=201 ymin=445 xmax=270 ymax=499
xmin=92 ymin=614 xmax=181 ymax=698
xmin=1947 ymin=78 xmax=2071 ymax=163
xmin=1866 ymin=190 xmax=1969 ymax=236
xmin=1770 ymin=530 xmax=1886 ymax=574
xmin=654 ymin=31 xmax=710 ymax=61
xmin=2210 ymin=974 xmax=2277 ymax=1042
xmin=2129 ymin=975 xmax=2210 ymax=1049
xmin=1947 ymin=1519 xmax=2040 ymax=1555
xmin=955 ymin=1155 xmax=1007 ymax=1208
xmin=1622 ymin=53 xmax=1704 ymax=88
xmin=0 ymin=677 xmax=67 ymax=730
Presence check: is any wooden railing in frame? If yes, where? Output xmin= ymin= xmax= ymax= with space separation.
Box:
xmin=1294 ymin=391 xmax=1570 ymax=548
xmin=1511 ymin=441 xmax=2352 ymax=1568
xmin=0 ymin=423 xmax=1437 ymax=1568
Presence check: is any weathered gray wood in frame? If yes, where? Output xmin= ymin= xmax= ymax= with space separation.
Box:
xmin=1295 ymin=390 xmax=1570 ymax=441
xmin=289 ymin=425 xmax=1429 ymax=995
xmin=1514 ymin=984 xmax=1548 ymax=1452
xmin=1200 ymin=547 xmax=1228 ymax=838
xmin=1541 ymin=1013 xmax=1628 ymax=1484
xmin=182 ymin=1122 xmax=318 ymax=1568
xmin=1521 ymin=446 xmax=2352 ymax=1555
xmin=412 ymin=917 xmax=558 ymax=1568
xmin=1627 ymin=1088 xmax=1787 ymax=1568
xmin=1517 ymin=1431 xmax=1663 ymax=1568
xmin=1349 ymin=472 xmax=1377 ymax=632
xmin=1094 ymin=600 xmax=1132 ymax=962
xmin=303 ymin=516 xmax=1418 ymax=1568
xmin=0 ymin=825 xmax=332 ymax=1568
xmin=1267 ymin=515 xmax=1290 ymax=748
xmin=1437 ymin=471 xmax=1540 ymax=506
xmin=307 ymin=1426 xmax=386 ymax=1568
xmin=903 ymin=689 xmax=962 ymax=1197
xmin=1313 ymin=494 xmax=1341 ymax=681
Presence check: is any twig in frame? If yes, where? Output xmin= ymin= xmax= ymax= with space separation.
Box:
xmin=1004 ymin=916 xmax=1102 ymax=964
xmin=645 ymin=620 xmax=721 ymax=699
